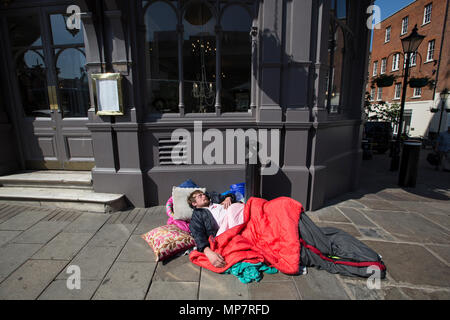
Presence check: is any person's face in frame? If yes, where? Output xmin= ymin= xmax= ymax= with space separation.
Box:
xmin=192 ymin=192 xmax=210 ymax=208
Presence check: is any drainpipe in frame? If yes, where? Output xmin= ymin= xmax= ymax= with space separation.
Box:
xmin=431 ymin=0 xmax=449 ymax=101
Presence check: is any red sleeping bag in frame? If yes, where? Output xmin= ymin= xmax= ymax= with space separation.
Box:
xmin=189 ymin=196 xmax=303 ymax=274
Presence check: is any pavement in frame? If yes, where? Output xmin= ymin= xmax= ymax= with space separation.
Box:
xmin=0 ymin=150 xmax=449 ymax=300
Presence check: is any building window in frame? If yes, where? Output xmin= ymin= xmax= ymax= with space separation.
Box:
xmin=325 ymin=0 xmax=349 ymax=114
xmin=409 ymin=52 xmax=417 ymax=66
xmin=401 ymin=16 xmax=408 ymax=35
xmin=394 ymin=83 xmax=401 ymax=99
xmin=380 ymin=58 xmax=386 ymax=74
xmin=221 ymin=5 xmax=252 ymax=113
xmin=143 ymin=0 xmax=253 ymax=115
xmin=373 ymin=61 xmax=378 ymax=76
xmin=426 ymin=40 xmax=435 ymax=62
xmin=385 ymin=26 xmax=391 ymax=43
xmin=144 ymin=1 xmax=178 ymax=113
xmin=392 ymin=53 xmax=400 ymax=71
xmin=377 ymin=87 xmax=383 ymax=101
xmin=413 ymin=87 xmax=422 ymax=97
xmin=423 ymin=3 xmax=432 ymax=25
xmin=370 ymin=87 xmax=375 ymax=101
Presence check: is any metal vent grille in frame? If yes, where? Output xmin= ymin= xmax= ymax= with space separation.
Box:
xmin=158 ymin=138 xmax=188 ymax=165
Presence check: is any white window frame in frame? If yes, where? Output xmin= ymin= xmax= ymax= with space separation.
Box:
xmin=394 ymin=83 xmax=402 ymax=99
xmin=423 ymin=3 xmax=432 ymax=25
xmin=413 ymin=87 xmax=422 ymax=97
xmin=380 ymin=58 xmax=386 ymax=74
xmin=370 ymin=88 xmax=375 ymax=101
xmin=426 ymin=40 xmax=435 ymax=62
xmin=377 ymin=87 xmax=383 ymax=101
xmin=385 ymin=26 xmax=391 ymax=43
xmin=392 ymin=53 xmax=400 ymax=71
xmin=373 ymin=61 xmax=378 ymax=76
xmin=401 ymin=16 xmax=408 ymax=35
xmin=410 ymin=52 xmax=417 ymax=66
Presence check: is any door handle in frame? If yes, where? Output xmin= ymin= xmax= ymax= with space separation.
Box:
xmin=47 ymin=85 xmax=59 ymax=111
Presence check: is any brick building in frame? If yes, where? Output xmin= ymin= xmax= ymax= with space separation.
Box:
xmin=368 ymin=0 xmax=450 ymax=136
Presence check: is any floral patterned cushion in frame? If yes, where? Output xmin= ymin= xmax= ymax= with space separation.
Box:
xmin=141 ymin=224 xmax=196 ymax=261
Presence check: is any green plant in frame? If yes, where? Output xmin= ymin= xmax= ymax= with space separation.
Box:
xmin=408 ymin=76 xmax=431 ymax=88
xmin=372 ymin=74 xmax=396 ymax=87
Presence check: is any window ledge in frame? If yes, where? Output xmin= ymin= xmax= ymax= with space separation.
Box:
xmin=393 ymin=98 xmax=401 ymax=101
xmin=424 ymin=60 xmax=434 ymax=64
xmin=421 ymin=21 xmax=431 ymax=27
xmin=411 ymin=96 xmax=422 ymax=99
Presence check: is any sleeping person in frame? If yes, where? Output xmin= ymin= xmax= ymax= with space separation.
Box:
xmin=187 ymin=190 xmax=244 ymax=268
xmin=187 ymin=189 xmax=386 ymax=279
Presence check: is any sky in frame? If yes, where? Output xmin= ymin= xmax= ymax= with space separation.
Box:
xmin=370 ymin=0 xmax=416 ymax=50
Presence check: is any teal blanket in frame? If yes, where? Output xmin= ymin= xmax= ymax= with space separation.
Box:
xmin=223 ymin=262 xmax=278 ymax=283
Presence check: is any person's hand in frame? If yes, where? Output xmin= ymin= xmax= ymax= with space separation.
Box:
xmin=221 ymin=196 xmax=232 ymax=209
xmin=204 ymin=247 xmax=226 ymax=268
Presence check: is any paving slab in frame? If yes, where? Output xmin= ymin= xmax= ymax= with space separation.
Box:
xmin=0 ymin=230 xmax=22 ymax=247
xmin=146 ymin=281 xmax=198 ymax=300
xmin=337 ymin=207 xmax=377 ymax=227
xmin=199 ymin=268 xmax=249 ymax=300
xmin=400 ymin=287 xmax=450 ymax=300
xmin=11 ymin=221 xmax=70 ymax=244
xmin=362 ymin=241 xmax=450 ymax=287
xmin=425 ymin=245 xmax=450 ymax=265
xmin=308 ymin=206 xmax=351 ymax=223
xmin=38 ymin=279 xmax=101 ymax=300
xmin=55 ymin=245 xmax=122 ymax=280
xmin=392 ymin=201 xmax=450 ymax=215
xmin=31 ymin=232 xmax=93 ymax=260
xmin=117 ymin=234 xmax=156 ymax=262
xmin=63 ymin=212 xmax=109 ymax=233
xmin=361 ymin=210 xmax=450 ymax=244
xmin=85 ymin=223 xmax=135 ymax=247
xmin=249 ymin=280 xmax=299 ymax=300
xmin=292 ymin=268 xmax=350 ymax=300
xmin=355 ymin=199 xmax=407 ymax=212
xmin=153 ymin=255 xmax=200 ymax=282
xmin=92 ymin=262 xmax=156 ymax=300
xmin=0 ymin=209 xmax=52 ymax=231
xmin=0 ymin=259 xmax=68 ymax=300
xmin=132 ymin=206 xmax=167 ymax=235
xmin=0 ymin=243 xmax=43 ymax=277
xmin=343 ymin=281 xmax=383 ymax=300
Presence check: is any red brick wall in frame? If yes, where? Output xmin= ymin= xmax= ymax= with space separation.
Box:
xmin=368 ymin=0 xmax=449 ymax=103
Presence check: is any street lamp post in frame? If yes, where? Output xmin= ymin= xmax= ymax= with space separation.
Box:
xmin=390 ymin=25 xmax=425 ymax=171
xmin=437 ymin=88 xmax=449 ymax=134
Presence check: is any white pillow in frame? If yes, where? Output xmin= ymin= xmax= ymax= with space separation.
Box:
xmin=172 ymin=187 xmax=206 ymax=221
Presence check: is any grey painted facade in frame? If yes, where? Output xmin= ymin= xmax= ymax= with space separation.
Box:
xmin=0 ymin=0 xmax=372 ymax=211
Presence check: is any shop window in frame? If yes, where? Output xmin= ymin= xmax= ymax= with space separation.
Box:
xmin=8 ymin=14 xmax=49 ymax=117
xmin=326 ymin=0 xmax=348 ymax=114
xmin=183 ymin=1 xmax=216 ymax=113
xmin=143 ymin=1 xmax=179 ymax=113
xmin=142 ymin=0 xmax=254 ymax=116
xmin=49 ymin=14 xmax=89 ymax=118
xmin=220 ymin=5 xmax=252 ymax=113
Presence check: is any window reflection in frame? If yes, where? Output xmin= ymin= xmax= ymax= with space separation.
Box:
xmin=49 ymin=14 xmax=88 ymax=118
xmin=14 ymin=49 xmax=50 ymax=117
xmin=7 ymin=14 xmax=42 ymax=47
xmin=144 ymin=1 xmax=179 ymax=113
xmin=221 ymin=5 xmax=251 ymax=112
xmin=183 ymin=1 xmax=216 ymax=113
xmin=326 ymin=0 xmax=347 ymax=114
xmin=50 ymin=14 xmax=84 ymax=45
xmin=55 ymin=48 xmax=89 ymax=117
